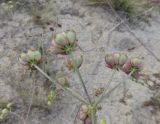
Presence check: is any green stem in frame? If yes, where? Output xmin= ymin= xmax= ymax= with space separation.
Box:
xmin=91 ymin=107 xmax=96 ymax=124
xmin=95 ymin=69 xmax=116 ymax=105
xmin=69 ymin=53 xmax=92 ymax=104
xmin=33 ymin=64 xmax=89 ymax=105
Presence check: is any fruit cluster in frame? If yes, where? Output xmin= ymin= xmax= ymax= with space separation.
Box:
xmin=20 ymin=50 xmax=42 ymax=68
xmin=78 ymin=105 xmax=91 ymax=124
xmin=105 ymin=53 xmax=142 ymax=78
xmin=49 ymin=30 xmax=77 ymax=55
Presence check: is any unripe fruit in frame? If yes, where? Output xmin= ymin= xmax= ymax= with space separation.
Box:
xmin=131 ymin=58 xmax=142 ymax=69
xmin=27 ymin=50 xmax=35 ymax=60
xmin=55 ymin=33 xmax=67 ymax=46
xmin=50 ymin=30 xmax=77 ymax=55
xmin=66 ymin=30 xmax=76 ymax=44
xmin=34 ymin=51 xmax=41 ymax=61
xmin=20 ymin=53 xmax=28 ymax=61
xmin=114 ymin=53 xmax=120 ymax=65
xmin=119 ymin=54 xmax=128 ymax=66
xmin=23 ymin=50 xmax=42 ymax=63
xmin=81 ymin=105 xmax=88 ymax=113
xmin=105 ymin=54 xmax=115 ymax=66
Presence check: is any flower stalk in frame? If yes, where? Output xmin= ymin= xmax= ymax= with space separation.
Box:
xmin=69 ymin=53 xmax=92 ymax=104
xmin=91 ymin=104 xmax=97 ymax=124
xmin=69 ymin=53 xmax=96 ymax=123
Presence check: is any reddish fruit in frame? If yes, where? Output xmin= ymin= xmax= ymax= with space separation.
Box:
xmin=122 ymin=59 xmax=132 ymax=74
xmin=84 ymin=117 xmax=92 ymax=124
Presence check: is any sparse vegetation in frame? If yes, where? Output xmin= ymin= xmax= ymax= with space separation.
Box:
xmin=88 ymin=0 xmax=154 ymax=20
xmin=0 ymin=0 xmax=160 ymax=124
xmin=19 ymin=30 xmax=144 ymax=124
xmin=88 ymin=0 xmax=136 ymax=16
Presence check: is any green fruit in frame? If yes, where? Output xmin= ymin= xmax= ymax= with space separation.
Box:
xmin=66 ymin=30 xmax=76 ymax=44
xmin=105 ymin=54 xmax=115 ymax=66
xmin=27 ymin=50 xmax=41 ymax=62
xmin=55 ymin=33 xmax=67 ymax=46
xmin=114 ymin=53 xmax=120 ymax=65
xmin=20 ymin=53 xmax=28 ymax=61
xmin=132 ymin=58 xmax=141 ymax=67
xmin=119 ymin=54 xmax=128 ymax=66
xmin=81 ymin=105 xmax=88 ymax=113
xmin=33 ymin=51 xmax=41 ymax=61
xmin=27 ymin=50 xmax=35 ymax=60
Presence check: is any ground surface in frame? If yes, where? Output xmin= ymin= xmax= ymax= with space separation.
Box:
xmin=0 ymin=0 xmax=160 ymax=124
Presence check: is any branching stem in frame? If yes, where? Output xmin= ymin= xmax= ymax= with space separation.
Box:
xmin=33 ymin=64 xmax=89 ymax=105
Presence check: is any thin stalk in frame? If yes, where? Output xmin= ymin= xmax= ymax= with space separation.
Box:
xmin=69 ymin=53 xmax=92 ymax=104
xmin=91 ymin=108 xmax=96 ymax=124
xmin=69 ymin=53 xmax=95 ymax=123
xmin=95 ymin=69 xmax=116 ymax=105
xmin=33 ymin=64 xmax=89 ymax=105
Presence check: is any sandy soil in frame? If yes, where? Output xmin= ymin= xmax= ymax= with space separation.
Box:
xmin=0 ymin=0 xmax=160 ymax=124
